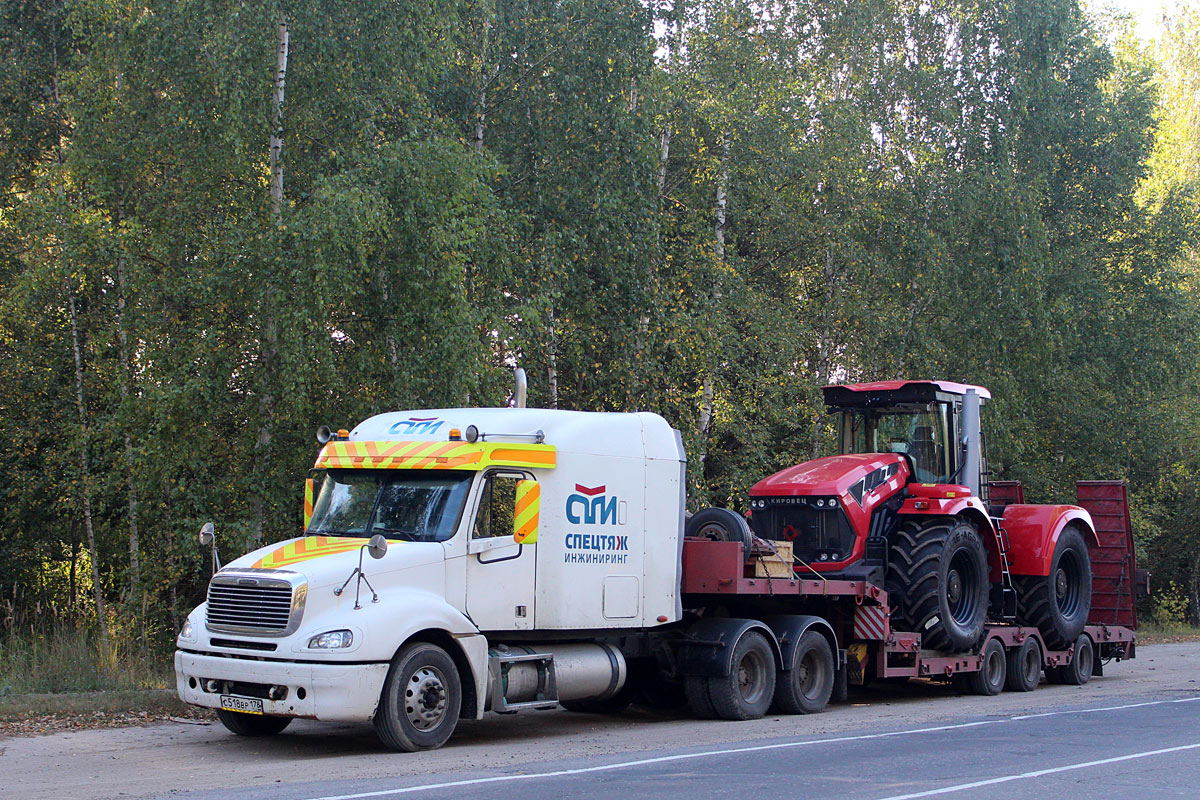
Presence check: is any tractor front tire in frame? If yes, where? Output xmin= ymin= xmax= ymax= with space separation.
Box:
xmin=887 ymin=518 xmax=989 ymax=652
xmin=1014 ymin=526 xmax=1093 ymax=650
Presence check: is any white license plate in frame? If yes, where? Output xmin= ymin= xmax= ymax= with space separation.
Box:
xmin=220 ymin=695 xmax=264 ymax=715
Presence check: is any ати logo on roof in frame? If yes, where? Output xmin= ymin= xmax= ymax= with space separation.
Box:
xmin=388 ymin=417 xmax=445 ymax=436
xmin=566 ymin=484 xmax=617 ymax=525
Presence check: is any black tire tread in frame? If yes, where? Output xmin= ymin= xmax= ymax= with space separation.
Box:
xmin=1013 ymin=527 xmax=1093 ymax=650
xmin=705 ymin=632 xmax=776 ymax=721
xmin=373 ymin=642 xmax=462 ymax=752
xmin=217 ymin=709 xmax=292 ymax=737
xmin=887 ymin=519 xmax=988 ymax=652
xmin=773 ymin=631 xmax=834 ymax=715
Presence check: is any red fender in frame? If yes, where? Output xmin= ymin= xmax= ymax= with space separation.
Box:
xmin=898 ymin=494 xmax=1005 ymax=581
xmin=1001 ymin=504 xmax=1097 ymax=577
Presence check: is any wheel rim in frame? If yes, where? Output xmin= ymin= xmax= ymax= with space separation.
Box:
xmin=1023 ymin=644 xmax=1041 ymax=683
xmin=1055 ymin=550 xmax=1084 ymax=619
xmin=737 ymin=649 xmax=769 ymax=705
xmin=1076 ymin=641 xmax=1093 ymax=678
xmin=798 ymin=649 xmax=828 ymax=700
xmin=948 ymin=549 xmax=981 ymax=625
xmin=405 ymin=665 xmax=449 ymax=730
xmin=986 ymin=647 xmax=1004 ymax=687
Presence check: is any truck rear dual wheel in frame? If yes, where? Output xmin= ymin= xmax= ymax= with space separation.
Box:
xmin=217 ymin=709 xmax=292 ymax=737
xmin=887 ymin=519 xmax=989 ymax=652
xmin=685 ymin=630 xmax=776 ymax=721
xmin=374 ymin=641 xmax=462 ymax=752
xmin=1014 ymin=527 xmax=1093 ymax=650
xmin=773 ymin=631 xmax=834 ymax=714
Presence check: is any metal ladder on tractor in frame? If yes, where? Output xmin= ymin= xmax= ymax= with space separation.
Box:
xmin=988 ymin=480 xmax=1023 ymax=620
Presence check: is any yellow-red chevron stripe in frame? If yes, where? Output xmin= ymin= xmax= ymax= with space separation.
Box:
xmin=514 ymin=481 xmax=540 ymax=543
xmin=252 ymin=536 xmax=368 ymax=569
xmin=314 ymin=441 xmax=556 ymax=472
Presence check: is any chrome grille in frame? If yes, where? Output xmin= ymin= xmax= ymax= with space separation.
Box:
xmin=205 ymin=572 xmax=306 ymax=636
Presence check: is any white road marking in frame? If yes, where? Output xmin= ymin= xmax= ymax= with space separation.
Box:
xmin=305 ymin=696 xmax=1200 ymax=800
xmin=874 ymin=741 xmax=1200 ymax=800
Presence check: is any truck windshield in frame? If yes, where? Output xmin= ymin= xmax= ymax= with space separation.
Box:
xmin=839 ymin=405 xmax=951 ymax=483
xmin=306 ymin=470 xmax=472 ymax=542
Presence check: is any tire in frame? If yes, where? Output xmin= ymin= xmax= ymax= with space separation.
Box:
xmin=1005 ymin=637 xmax=1042 ymax=692
xmin=966 ymin=638 xmax=1006 ymax=696
xmin=773 ymin=630 xmax=834 ymax=714
xmin=887 ymin=518 xmax=989 ymax=652
xmin=1056 ymin=634 xmax=1095 ymax=686
xmin=698 ymin=630 xmax=776 ymax=721
xmin=216 ymin=709 xmax=292 ymax=737
xmin=684 ymin=674 xmax=718 ymax=719
xmin=686 ymin=507 xmax=754 ymax=556
xmin=373 ymin=641 xmax=462 ymax=752
xmin=1014 ymin=527 xmax=1093 ymax=650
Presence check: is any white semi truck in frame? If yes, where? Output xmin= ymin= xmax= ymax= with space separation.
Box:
xmin=175 ymin=378 xmax=1138 ymax=751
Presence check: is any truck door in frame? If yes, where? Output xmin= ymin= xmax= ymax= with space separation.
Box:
xmin=465 ymin=470 xmax=536 ymax=631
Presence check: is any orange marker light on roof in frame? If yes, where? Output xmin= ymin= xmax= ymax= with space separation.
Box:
xmin=337 ymin=429 xmax=349 ymax=438
xmin=448 ymin=428 xmax=462 ymax=441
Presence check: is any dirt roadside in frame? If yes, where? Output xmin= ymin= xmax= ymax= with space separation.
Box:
xmin=1 ymin=641 xmax=1197 ymax=800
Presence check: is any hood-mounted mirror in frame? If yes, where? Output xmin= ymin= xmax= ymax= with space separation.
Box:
xmin=335 ymin=536 xmax=387 ymax=609
xmin=198 ymin=522 xmax=221 ymax=574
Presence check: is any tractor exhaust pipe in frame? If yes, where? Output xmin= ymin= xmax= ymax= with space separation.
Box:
xmin=962 ymin=388 xmax=982 ymax=498
xmin=513 ymin=368 xmax=527 ymax=409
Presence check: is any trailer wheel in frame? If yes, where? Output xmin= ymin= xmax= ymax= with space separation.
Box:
xmin=1053 ymin=634 xmax=1095 ymax=686
xmin=1014 ymin=526 xmax=1092 ymax=650
xmin=966 ymin=638 xmax=1006 ymax=696
xmin=374 ymin=641 xmax=462 ymax=752
xmin=216 ymin=709 xmax=292 ymax=737
xmin=773 ymin=630 xmax=834 ymax=714
xmin=686 ymin=507 xmax=754 ymax=557
xmin=701 ymin=630 xmax=776 ymax=721
xmin=1004 ymin=637 xmax=1042 ymax=692
xmin=887 ymin=518 xmax=988 ymax=652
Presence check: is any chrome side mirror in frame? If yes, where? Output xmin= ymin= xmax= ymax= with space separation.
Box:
xmin=367 ymin=534 xmax=388 ymax=560
xmin=199 ymin=522 xmax=221 ymax=574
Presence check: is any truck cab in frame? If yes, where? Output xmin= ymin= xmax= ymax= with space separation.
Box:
xmin=176 ymin=408 xmax=686 ymax=750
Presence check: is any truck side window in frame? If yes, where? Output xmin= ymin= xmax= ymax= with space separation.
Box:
xmin=472 ymin=475 xmax=520 ymax=539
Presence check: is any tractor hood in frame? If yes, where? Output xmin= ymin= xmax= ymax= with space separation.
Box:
xmin=750 ymin=453 xmax=907 ymax=498
xmin=223 ymin=535 xmax=446 ymax=590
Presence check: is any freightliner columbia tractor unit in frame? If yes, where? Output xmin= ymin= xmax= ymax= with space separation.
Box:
xmin=175 ymin=376 xmax=1139 ymax=751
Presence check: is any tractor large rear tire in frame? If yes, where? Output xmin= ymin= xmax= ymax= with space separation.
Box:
xmin=887 ymin=518 xmax=989 ymax=652
xmin=1014 ymin=526 xmax=1092 ymax=650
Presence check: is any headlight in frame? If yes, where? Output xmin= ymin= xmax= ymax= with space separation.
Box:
xmin=308 ymin=630 xmax=354 ymax=649
xmin=177 ymin=618 xmax=196 ymax=643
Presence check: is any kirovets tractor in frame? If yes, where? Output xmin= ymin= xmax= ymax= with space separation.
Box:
xmin=747 ymin=380 xmax=1095 ymax=652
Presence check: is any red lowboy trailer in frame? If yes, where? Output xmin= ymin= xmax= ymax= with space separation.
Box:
xmin=672 ymin=382 xmax=1140 ymax=710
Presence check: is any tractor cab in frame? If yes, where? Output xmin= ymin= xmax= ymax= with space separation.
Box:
xmin=824 ymin=380 xmax=991 ymax=499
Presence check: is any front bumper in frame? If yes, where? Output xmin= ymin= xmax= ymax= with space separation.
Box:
xmin=175 ymin=650 xmax=389 ymax=722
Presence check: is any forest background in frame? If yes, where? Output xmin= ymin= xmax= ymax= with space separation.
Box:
xmin=3 ymin=0 xmax=1200 ymax=691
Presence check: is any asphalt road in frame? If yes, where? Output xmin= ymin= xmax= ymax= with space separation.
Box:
xmin=4 ymin=642 xmax=1198 ymax=800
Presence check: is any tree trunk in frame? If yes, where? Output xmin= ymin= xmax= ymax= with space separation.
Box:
xmin=68 ymin=290 xmax=110 ymax=654
xmin=1190 ymin=550 xmax=1200 ymax=626
xmin=113 ymin=201 xmax=141 ymax=611
xmin=547 ymin=305 xmax=559 ymax=409
xmin=697 ymin=131 xmax=729 ymax=476
xmin=255 ymin=20 xmax=289 ymax=542
xmin=269 ymin=21 xmax=289 ymax=222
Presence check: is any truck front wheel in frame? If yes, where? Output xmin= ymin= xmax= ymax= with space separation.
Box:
xmin=374 ymin=641 xmax=462 ymax=752
xmin=217 ymin=709 xmax=292 ymax=737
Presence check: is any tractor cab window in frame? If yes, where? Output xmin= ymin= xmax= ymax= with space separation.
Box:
xmin=838 ymin=404 xmax=953 ymax=483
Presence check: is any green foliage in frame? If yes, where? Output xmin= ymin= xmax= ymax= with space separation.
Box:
xmin=1 ymin=0 xmax=1198 ymax=665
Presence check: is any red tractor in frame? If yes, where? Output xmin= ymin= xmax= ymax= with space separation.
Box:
xmin=747 ymin=380 xmax=1095 ymax=652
